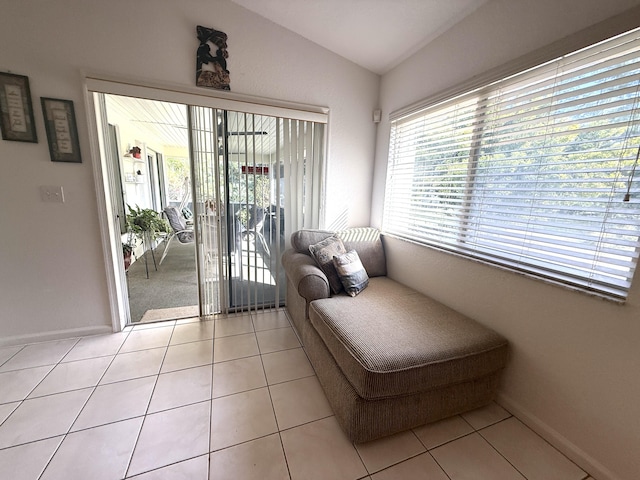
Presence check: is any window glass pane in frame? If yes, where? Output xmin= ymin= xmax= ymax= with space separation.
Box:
xmin=383 ymin=27 xmax=640 ymax=299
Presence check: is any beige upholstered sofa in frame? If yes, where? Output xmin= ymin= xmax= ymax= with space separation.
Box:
xmin=281 ymin=227 xmax=509 ymax=443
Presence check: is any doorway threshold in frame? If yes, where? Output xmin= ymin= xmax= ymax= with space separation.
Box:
xmin=138 ymin=305 xmax=199 ymax=324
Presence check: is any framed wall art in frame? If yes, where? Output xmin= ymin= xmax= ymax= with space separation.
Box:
xmin=41 ymin=97 xmax=82 ymax=163
xmin=0 ymin=72 xmax=38 ymax=143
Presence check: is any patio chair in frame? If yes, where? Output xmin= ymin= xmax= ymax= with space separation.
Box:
xmin=160 ymin=206 xmax=194 ymax=265
xmin=243 ymin=206 xmax=270 ymax=256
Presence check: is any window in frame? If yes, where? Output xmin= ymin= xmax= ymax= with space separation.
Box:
xmin=383 ymin=28 xmax=640 ymax=299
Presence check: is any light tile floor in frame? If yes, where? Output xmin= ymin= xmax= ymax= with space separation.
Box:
xmin=0 ymin=310 xmax=593 ymax=480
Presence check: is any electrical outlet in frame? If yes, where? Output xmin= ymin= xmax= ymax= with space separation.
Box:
xmin=39 ymin=185 xmax=65 ymax=203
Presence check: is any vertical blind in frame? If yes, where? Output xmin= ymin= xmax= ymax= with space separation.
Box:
xmin=189 ymin=106 xmax=223 ymax=316
xmin=281 ymin=118 xmax=325 ymax=237
xmin=189 ymin=107 xmax=327 ymax=314
xmin=383 ymin=27 xmax=640 ymax=299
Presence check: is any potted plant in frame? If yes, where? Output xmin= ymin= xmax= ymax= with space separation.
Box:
xmin=129 ymin=145 xmax=142 ymax=159
xmin=125 ymin=204 xmax=170 ymax=242
xmin=125 ymin=205 xmax=169 ymax=277
xmin=122 ymin=241 xmax=134 ymax=270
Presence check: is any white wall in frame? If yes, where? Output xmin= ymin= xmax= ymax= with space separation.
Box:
xmin=0 ymin=0 xmax=379 ymax=343
xmin=373 ymin=1 xmax=640 ymax=479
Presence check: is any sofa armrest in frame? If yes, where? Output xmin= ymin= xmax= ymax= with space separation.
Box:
xmin=282 ymin=249 xmax=330 ymax=302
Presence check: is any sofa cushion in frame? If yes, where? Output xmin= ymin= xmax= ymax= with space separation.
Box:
xmin=291 ymin=228 xmax=387 ymax=278
xmin=302 ymin=312 xmax=504 ymax=443
xmin=309 ymin=236 xmax=347 ymax=294
xmin=291 ymin=229 xmax=335 ymax=254
xmin=338 ymin=227 xmax=386 ymax=277
xmin=333 ymin=250 xmax=369 ymax=297
xmin=309 ymin=277 xmax=509 ymax=400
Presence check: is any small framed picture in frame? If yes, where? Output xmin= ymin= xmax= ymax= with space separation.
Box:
xmin=41 ymin=97 xmax=82 ymax=163
xmin=0 ymin=72 xmax=38 ymax=143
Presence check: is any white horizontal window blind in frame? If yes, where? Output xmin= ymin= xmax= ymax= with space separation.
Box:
xmin=383 ymin=27 xmax=640 ymax=299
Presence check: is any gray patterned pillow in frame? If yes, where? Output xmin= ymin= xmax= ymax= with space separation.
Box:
xmin=309 ymin=236 xmax=346 ymax=294
xmin=333 ymin=250 xmax=369 ymax=297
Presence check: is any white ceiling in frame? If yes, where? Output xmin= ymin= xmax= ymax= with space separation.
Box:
xmin=105 ymin=95 xmax=280 ymax=153
xmin=230 ymin=0 xmax=488 ymax=74
xmin=106 ymin=95 xmax=188 ymax=148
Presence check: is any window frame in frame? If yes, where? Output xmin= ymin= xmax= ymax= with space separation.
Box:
xmin=383 ymin=24 xmax=640 ymax=301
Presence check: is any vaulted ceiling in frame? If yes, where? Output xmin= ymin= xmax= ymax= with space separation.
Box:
xmin=229 ymin=0 xmax=488 ymax=74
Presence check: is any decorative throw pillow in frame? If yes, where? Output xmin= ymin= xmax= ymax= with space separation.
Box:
xmin=333 ymin=250 xmax=369 ymax=297
xmin=309 ymin=236 xmax=347 ymax=294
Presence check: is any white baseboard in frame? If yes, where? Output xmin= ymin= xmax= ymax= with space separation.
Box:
xmin=0 ymin=325 xmax=113 ymax=348
xmin=497 ymin=392 xmax=620 ymax=480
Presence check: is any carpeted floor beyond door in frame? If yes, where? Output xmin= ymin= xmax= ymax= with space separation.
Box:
xmin=126 ymin=241 xmax=199 ymax=323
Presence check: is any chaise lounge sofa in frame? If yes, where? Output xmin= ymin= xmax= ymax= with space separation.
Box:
xmin=281 ymin=227 xmax=509 ymax=443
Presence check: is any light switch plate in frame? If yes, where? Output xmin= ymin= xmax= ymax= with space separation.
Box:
xmin=39 ymin=185 xmax=65 ymax=203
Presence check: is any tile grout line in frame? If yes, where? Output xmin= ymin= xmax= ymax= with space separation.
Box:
xmin=122 ymin=401 xmax=213 ymax=478
xmin=257 ymin=309 xmax=308 ymax=480
xmin=257 ymin=320 xmax=294 ymax=480
xmin=0 ymin=332 xmax=136 ymax=451
xmin=1 ymin=313 xmax=284 ymax=476
xmin=408 ymin=417 xmax=458 ymax=479
xmin=0 ymin=432 xmax=65 ymax=453
xmin=62 ymin=327 xmax=144 ymax=480
xmin=416 ymin=409 xmax=512 ymax=452
xmin=36 ymin=363 xmax=98 ymax=479
xmin=491 ymin=407 xmax=591 ymax=480
xmin=474 ymin=414 xmax=592 ymax=480
xmin=208 ymin=314 xmax=216 ymax=480
xmin=35 ymin=436 xmax=65 ymax=480
xmin=124 ymin=453 xmax=208 ymax=479
xmin=475 ymin=422 xmax=530 ymax=480
xmin=349 ymin=403 xmax=519 ymax=477
xmin=434 ymin=408 xmax=528 ymax=479
xmin=120 ymin=418 xmax=146 ymax=480
xmin=122 ymin=322 xmax=176 ymax=479
xmin=360 ymin=426 xmax=454 ymax=479
xmin=1 ymin=337 xmax=101 ymax=452
xmin=426 ymin=449 xmax=454 ymax=480
xmin=0 ymin=345 xmax=27 ymax=370
xmin=0 ymin=403 xmax=20 ymax=432
xmin=6 ymin=364 xmax=56 ymax=404
xmin=275 ymin=412 xmax=336 ymax=436
xmin=0 ymin=337 xmax=81 ymax=374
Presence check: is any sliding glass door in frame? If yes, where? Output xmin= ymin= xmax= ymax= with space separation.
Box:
xmin=190 ymin=107 xmax=326 ymax=313
xmin=90 ymin=80 xmax=327 ymax=325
